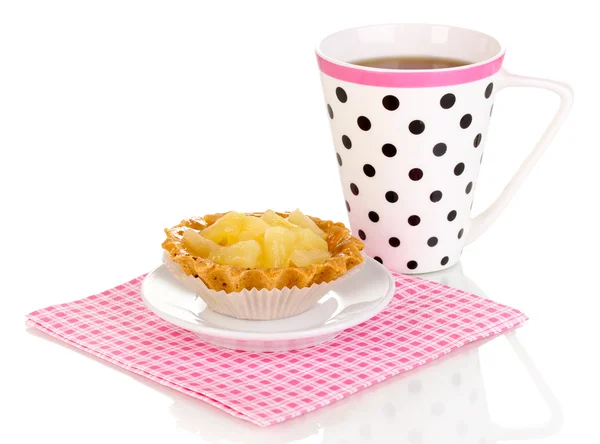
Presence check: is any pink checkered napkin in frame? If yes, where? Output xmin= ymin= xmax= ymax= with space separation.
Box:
xmin=26 ymin=272 xmax=527 ymax=427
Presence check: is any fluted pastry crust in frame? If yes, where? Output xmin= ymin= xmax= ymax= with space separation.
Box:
xmin=162 ymin=212 xmax=364 ymax=293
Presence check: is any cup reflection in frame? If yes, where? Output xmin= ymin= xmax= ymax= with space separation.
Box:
xmin=170 ymin=263 xmax=560 ymax=444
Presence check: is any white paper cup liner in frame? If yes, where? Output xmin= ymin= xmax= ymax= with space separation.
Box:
xmin=162 ymin=252 xmax=364 ymax=320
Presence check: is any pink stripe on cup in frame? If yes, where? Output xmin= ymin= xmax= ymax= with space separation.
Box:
xmin=316 ymin=53 xmax=505 ymax=88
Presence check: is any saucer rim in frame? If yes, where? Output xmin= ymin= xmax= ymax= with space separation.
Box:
xmin=141 ymin=257 xmax=395 ymax=342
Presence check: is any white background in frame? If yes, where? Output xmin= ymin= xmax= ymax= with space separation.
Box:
xmin=1 ymin=0 xmax=598 ymax=443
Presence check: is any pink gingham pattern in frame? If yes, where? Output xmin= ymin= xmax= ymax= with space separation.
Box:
xmin=26 ymin=273 xmax=527 ymax=427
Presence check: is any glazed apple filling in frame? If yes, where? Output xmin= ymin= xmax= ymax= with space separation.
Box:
xmin=182 ymin=210 xmax=331 ymax=268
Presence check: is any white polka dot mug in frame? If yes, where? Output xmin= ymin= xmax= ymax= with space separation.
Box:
xmin=317 ymin=24 xmax=573 ymax=274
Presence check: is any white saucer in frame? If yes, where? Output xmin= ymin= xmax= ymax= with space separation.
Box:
xmin=141 ymin=257 xmax=395 ymax=352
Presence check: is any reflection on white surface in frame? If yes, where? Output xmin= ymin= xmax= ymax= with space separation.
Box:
xmin=26 ymin=263 xmax=561 ymax=444
xmin=157 ymin=263 xmax=562 ymax=443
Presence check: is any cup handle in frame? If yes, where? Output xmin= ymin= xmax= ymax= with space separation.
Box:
xmin=466 ymin=70 xmax=574 ymax=244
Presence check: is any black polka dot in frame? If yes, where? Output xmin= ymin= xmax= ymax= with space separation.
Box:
xmin=441 ymin=256 xmax=449 ymax=266
xmin=389 ymin=237 xmax=400 ymax=247
xmin=336 ymin=153 xmax=342 ymax=166
xmin=460 ymin=114 xmax=472 ymax=129
xmin=358 ymin=229 xmax=366 ymax=240
xmin=458 ymin=228 xmax=464 ymax=239
xmin=433 ymin=143 xmax=447 ymax=157
xmin=385 ymin=191 xmax=398 ymax=203
xmin=336 ymin=87 xmax=347 ymax=103
xmin=485 ymin=82 xmax=494 ymax=99
xmin=454 ymin=163 xmax=465 ymax=176
xmin=327 ymin=104 xmax=333 ymax=119
xmin=427 ymin=237 xmax=438 ymax=247
xmin=363 ymin=164 xmax=376 ymax=177
xmin=408 ymin=168 xmax=424 ymax=181
xmin=407 ymin=260 xmax=418 ymax=270
xmin=473 ymin=133 xmax=482 ymax=147
xmin=350 ymin=183 xmax=359 ymax=195
xmin=382 ymin=95 xmax=399 ymax=111
xmin=368 ymin=211 xmax=380 ymax=223
xmin=440 ymin=93 xmax=456 ymax=109
xmin=342 ymin=135 xmax=352 ymax=149
xmin=374 ymin=256 xmax=383 ymax=264
xmin=357 ymin=116 xmax=371 ymax=131
xmin=465 ymin=182 xmax=473 ymax=194
xmin=408 ymin=215 xmax=421 ymax=226
xmin=447 ymin=210 xmax=457 ymax=221
xmin=409 ymin=120 xmax=425 ymax=135
xmin=345 ymin=200 xmax=351 ymax=212
xmin=382 ymin=143 xmax=397 ymax=157
xmin=430 ymin=190 xmax=442 ymax=202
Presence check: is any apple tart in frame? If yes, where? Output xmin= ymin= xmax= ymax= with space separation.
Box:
xmin=161 ymin=210 xmax=365 ymax=320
